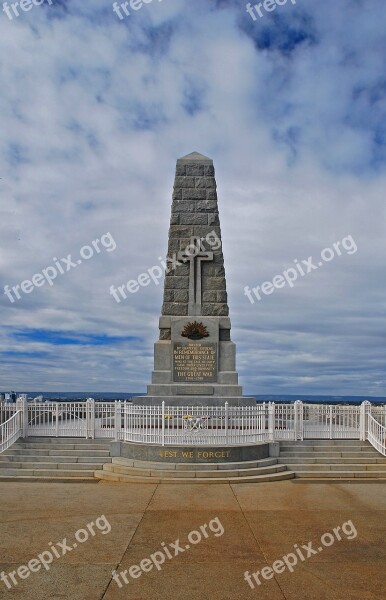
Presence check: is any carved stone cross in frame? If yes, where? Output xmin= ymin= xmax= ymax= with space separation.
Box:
xmin=178 ymin=236 xmax=213 ymax=315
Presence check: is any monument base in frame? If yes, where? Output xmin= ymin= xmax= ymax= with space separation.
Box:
xmin=111 ymin=441 xmax=271 ymax=463
xmin=143 ymin=316 xmax=251 ymax=406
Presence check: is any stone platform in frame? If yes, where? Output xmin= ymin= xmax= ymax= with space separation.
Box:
xmin=96 ymin=441 xmax=292 ymax=484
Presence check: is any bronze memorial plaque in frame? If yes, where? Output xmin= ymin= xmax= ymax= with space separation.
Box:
xmin=173 ymin=342 xmax=217 ymax=383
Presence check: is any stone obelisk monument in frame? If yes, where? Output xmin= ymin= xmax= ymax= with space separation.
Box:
xmin=140 ymin=152 xmax=254 ymax=406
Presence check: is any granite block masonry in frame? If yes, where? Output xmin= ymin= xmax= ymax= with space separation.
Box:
xmin=136 ymin=152 xmax=255 ymax=407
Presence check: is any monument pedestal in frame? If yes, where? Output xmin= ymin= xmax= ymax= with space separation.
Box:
xmin=136 ymin=315 xmax=255 ymax=406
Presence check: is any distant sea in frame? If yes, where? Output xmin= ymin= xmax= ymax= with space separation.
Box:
xmin=18 ymin=393 xmax=386 ymax=405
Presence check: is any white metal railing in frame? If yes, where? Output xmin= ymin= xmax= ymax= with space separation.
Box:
xmin=0 ymin=403 xmax=17 ymax=424
xmin=0 ymin=410 xmax=22 ymax=453
xmin=367 ymin=414 xmax=386 ymax=456
xmin=123 ymin=403 xmax=268 ymax=446
xmin=27 ymin=402 xmax=88 ymax=437
xmin=0 ymin=400 xmax=385 ymax=453
xmin=303 ymin=404 xmax=361 ymax=439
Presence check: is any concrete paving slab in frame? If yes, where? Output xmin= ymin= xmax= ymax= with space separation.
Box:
xmin=0 ymin=480 xmax=384 ymax=599
xmin=102 ymin=561 xmax=286 ymax=600
xmin=146 ymin=483 xmax=239 ymax=511
xmin=0 ymin=563 xmax=114 ymax=600
xmin=117 ymin=510 xmax=263 ymax=563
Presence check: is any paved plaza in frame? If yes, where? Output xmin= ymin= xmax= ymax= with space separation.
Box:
xmin=0 ymin=480 xmax=384 ymax=599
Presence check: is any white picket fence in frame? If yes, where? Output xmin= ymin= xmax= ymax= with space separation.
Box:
xmin=0 ymin=399 xmax=385 ymax=454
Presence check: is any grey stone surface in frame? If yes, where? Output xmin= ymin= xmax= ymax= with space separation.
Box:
xmin=219 ymin=317 xmax=231 ymax=329
xmin=177 ymin=151 xmax=213 ymax=164
xmin=151 ymin=371 xmax=172 ymax=383
xmin=162 ymin=153 xmax=228 ymax=318
xmin=269 ymin=442 xmax=280 ymax=458
xmin=159 ymin=316 xmax=172 ymax=328
xmin=153 ymin=342 xmax=172 ymax=370
xmin=218 ymin=372 xmax=239 ymax=385
xmin=159 ymin=329 xmax=171 ymax=340
xmin=146 ymin=384 xmax=244 ymax=397
xmin=219 ymin=341 xmax=236 ymax=372
xmin=219 ymin=329 xmax=231 ymax=341
xmin=176 ymin=385 xmax=214 ymax=395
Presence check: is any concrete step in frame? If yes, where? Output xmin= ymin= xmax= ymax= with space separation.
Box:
xmin=112 ymin=457 xmax=279 ymax=471
xmin=285 ymin=464 xmax=386 ymax=472
xmin=3 ymin=449 xmax=111 ymax=456
xmin=0 ymin=455 xmax=111 ymax=464
xmin=0 ymin=438 xmax=112 ymax=481
xmin=280 ymin=446 xmax=379 ymax=453
xmin=95 ymin=470 xmax=295 ymax=484
xmin=102 ymin=463 xmax=287 ymax=479
xmin=0 ymin=462 xmax=107 ymax=470
xmin=0 ymin=476 xmax=98 ymax=483
xmin=293 ymin=478 xmax=386 ymax=483
xmin=294 ymin=471 xmax=386 ymax=479
xmin=0 ymin=468 xmax=96 ymax=477
xmin=22 ymin=437 xmax=111 ymax=445
xmin=280 ymin=451 xmax=380 ymax=458
xmin=278 ymin=457 xmax=386 ymax=465
xmin=16 ymin=443 xmax=111 ymax=451
xmin=278 ymin=440 xmax=386 ymax=479
xmin=280 ymin=440 xmax=368 ymax=446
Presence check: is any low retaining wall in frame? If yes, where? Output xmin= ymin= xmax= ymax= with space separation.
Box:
xmin=110 ymin=441 xmax=276 ymax=463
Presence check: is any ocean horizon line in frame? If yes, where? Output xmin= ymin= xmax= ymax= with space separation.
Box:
xmin=6 ymin=392 xmax=385 ymax=405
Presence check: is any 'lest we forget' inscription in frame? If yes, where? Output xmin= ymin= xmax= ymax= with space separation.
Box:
xmin=173 ymin=342 xmax=217 ymax=383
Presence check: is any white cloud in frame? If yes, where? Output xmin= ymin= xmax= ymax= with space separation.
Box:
xmin=0 ymin=0 xmax=385 ymax=396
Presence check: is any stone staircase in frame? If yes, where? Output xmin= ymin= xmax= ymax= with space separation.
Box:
xmin=0 ymin=438 xmax=112 ymax=482
xmin=95 ymin=456 xmax=294 ymax=484
xmin=5 ymin=438 xmax=384 ymax=483
xmin=278 ymin=440 xmax=386 ymax=480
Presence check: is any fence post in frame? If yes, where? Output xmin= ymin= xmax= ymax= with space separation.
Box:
xmin=294 ymin=400 xmax=303 ymax=441
xmin=55 ymin=403 xmax=59 ymax=438
xmin=225 ymin=401 xmax=229 ymax=445
xmin=268 ymin=402 xmax=275 ymax=441
xmin=360 ymin=401 xmax=371 ymax=441
xmin=161 ymin=401 xmax=165 ymax=447
xmin=86 ymin=398 xmax=95 ymax=439
xmin=329 ymin=405 xmax=333 ymax=439
xmin=16 ymin=397 xmax=28 ymax=439
xmin=114 ymin=401 xmax=121 ymax=442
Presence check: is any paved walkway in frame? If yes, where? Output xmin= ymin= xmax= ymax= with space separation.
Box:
xmin=0 ymin=480 xmax=384 ymax=599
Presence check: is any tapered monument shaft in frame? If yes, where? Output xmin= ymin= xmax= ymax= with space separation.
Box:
xmin=137 ymin=152 xmax=254 ymax=407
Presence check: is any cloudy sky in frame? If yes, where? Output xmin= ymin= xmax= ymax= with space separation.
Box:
xmin=0 ymin=0 xmax=385 ymax=396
